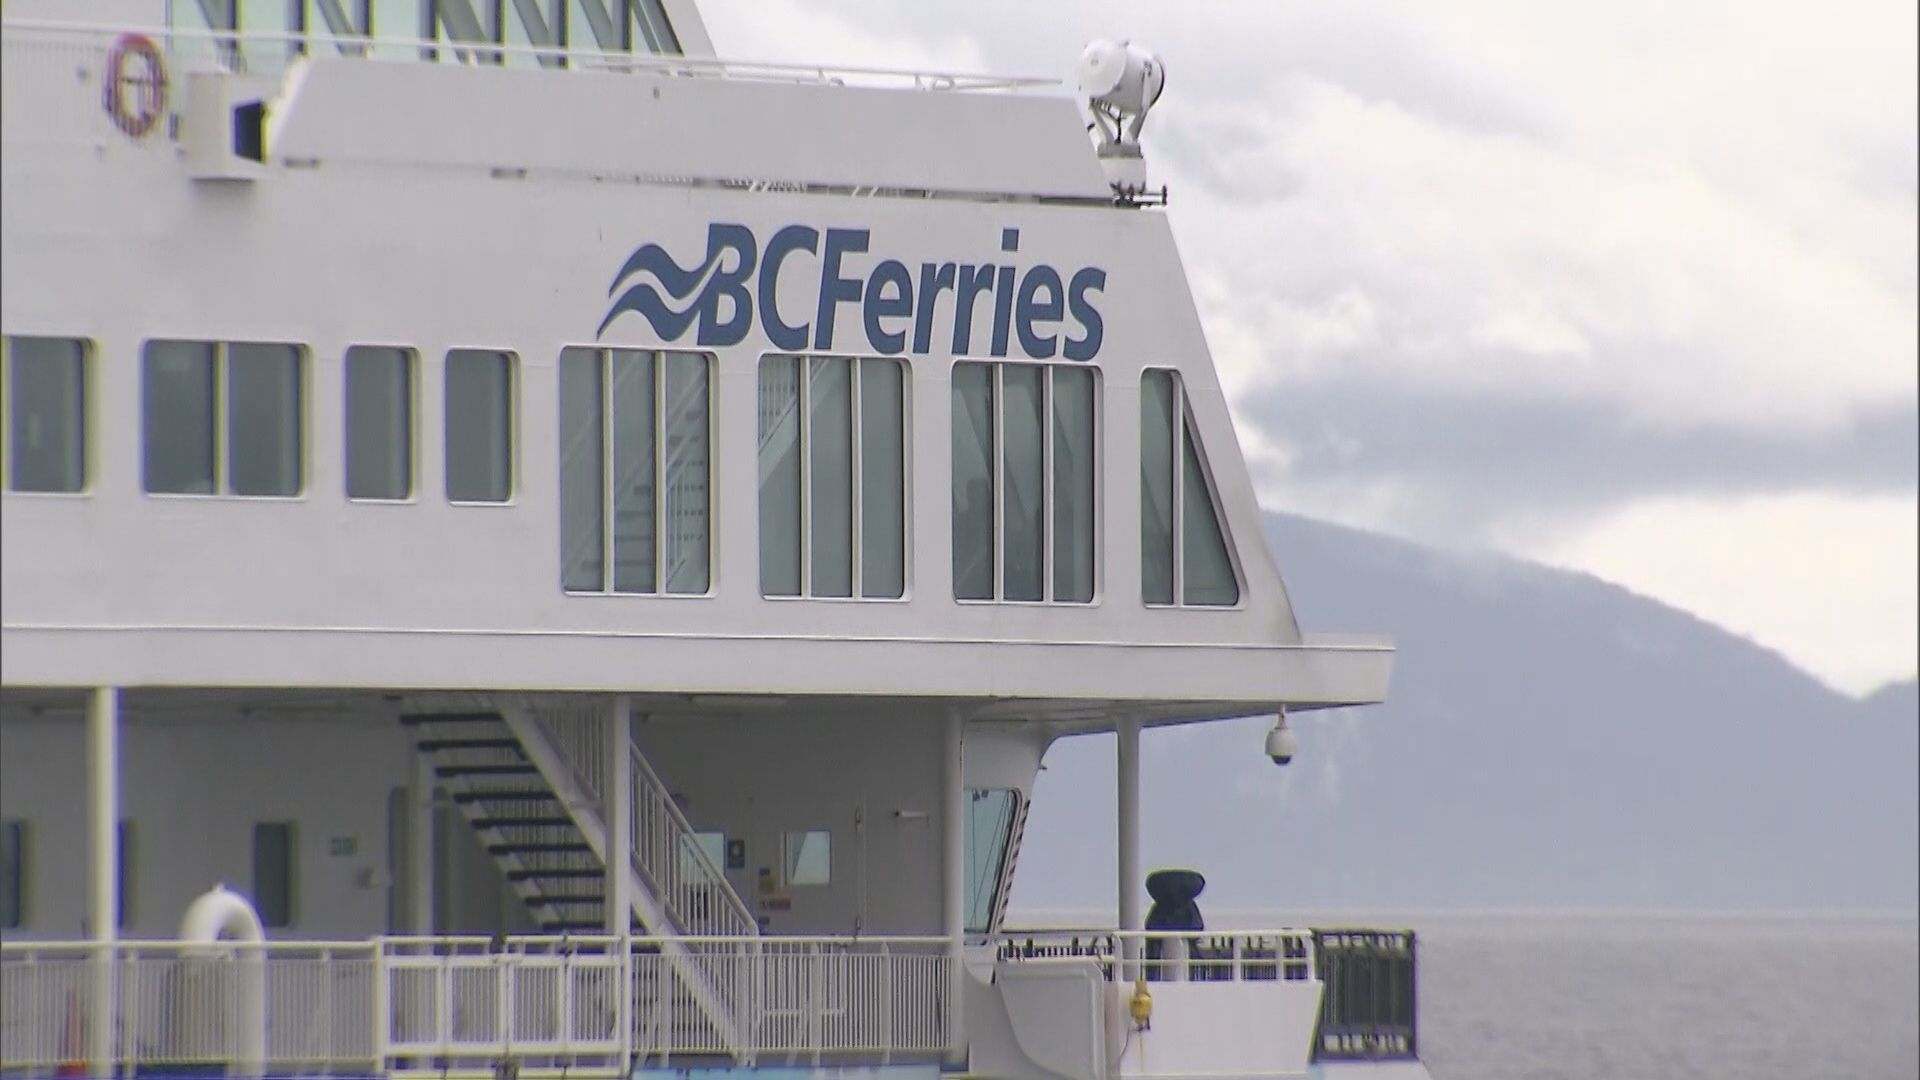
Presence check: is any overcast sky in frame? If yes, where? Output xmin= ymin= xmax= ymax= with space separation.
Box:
xmin=701 ymin=0 xmax=1918 ymax=694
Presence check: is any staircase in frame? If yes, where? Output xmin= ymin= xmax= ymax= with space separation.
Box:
xmin=401 ymin=698 xmax=758 ymax=1057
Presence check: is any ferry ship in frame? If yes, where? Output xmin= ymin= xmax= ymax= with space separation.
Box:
xmin=0 ymin=2 xmax=1428 ymax=1077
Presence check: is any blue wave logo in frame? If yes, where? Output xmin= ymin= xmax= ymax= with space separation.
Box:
xmin=597 ymin=223 xmax=1107 ymax=360
xmin=597 ymin=227 xmax=747 ymax=341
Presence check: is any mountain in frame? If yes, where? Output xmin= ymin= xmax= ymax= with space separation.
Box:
xmin=1010 ymin=513 xmax=1919 ymax=914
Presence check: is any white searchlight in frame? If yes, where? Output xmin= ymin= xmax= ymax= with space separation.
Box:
xmin=1077 ymin=39 xmax=1167 ymax=201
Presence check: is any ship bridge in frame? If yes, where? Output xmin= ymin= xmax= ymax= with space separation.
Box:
xmin=0 ymin=9 xmax=1412 ymax=1079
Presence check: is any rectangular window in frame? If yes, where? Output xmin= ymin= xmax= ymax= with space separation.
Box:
xmin=345 ymin=345 xmax=415 ymax=500
xmin=445 ymin=349 xmax=515 ymax=503
xmin=0 ymin=820 xmax=24 ymax=929
xmin=1140 ymin=369 xmax=1240 ymax=606
xmin=252 ymin=821 xmax=295 ymax=928
xmin=782 ymin=829 xmax=831 ymax=887
xmin=758 ymin=356 xmax=907 ymax=599
xmin=951 ymin=361 xmax=1099 ymax=603
xmin=141 ymin=340 xmax=304 ymax=496
xmin=559 ymin=348 xmax=710 ymax=594
xmin=2 ymin=336 xmax=88 ymax=493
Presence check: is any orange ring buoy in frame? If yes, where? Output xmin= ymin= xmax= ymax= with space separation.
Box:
xmin=103 ymin=33 xmax=168 ymax=139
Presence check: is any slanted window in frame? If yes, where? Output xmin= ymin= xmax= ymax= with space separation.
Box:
xmin=345 ymin=345 xmax=415 ymax=500
xmin=445 ymin=349 xmax=515 ymax=503
xmin=965 ymin=789 xmax=1025 ymax=933
xmin=253 ymin=821 xmax=296 ymax=928
xmin=2 ymin=336 xmax=88 ymax=493
xmin=558 ymin=347 xmax=710 ymax=594
xmin=1140 ymin=369 xmax=1240 ymax=606
xmin=759 ymin=356 xmax=907 ymax=599
xmin=952 ymin=362 xmax=1097 ymax=603
xmin=0 ymin=820 xmax=24 ymax=929
xmin=782 ymin=830 xmax=831 ymax=887
xmin=142 ymin=340 xmax=304 ymax=497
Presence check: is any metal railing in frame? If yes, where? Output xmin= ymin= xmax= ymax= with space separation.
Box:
xmin=0 ymin=20 xmax=1060 ymax=95
xmin=528 ymin=703 xmax=754 ymax=940
xmin=1311 ymin=929 xmax=1418 ymax=1061
xmin=629 ymin=746 xmax=757 ymax=941
xmin=0 ymin=935 xmax=949 ymax=1074
xmin=991 ymin=928 xmax=1318 ymax=983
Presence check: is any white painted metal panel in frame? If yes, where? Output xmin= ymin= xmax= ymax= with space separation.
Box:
xmin=266 ymin=58 xmax=1113 ymax=199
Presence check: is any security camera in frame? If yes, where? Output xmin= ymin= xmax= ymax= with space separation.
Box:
xmin=1264 ymin=715 xmax=1297 ymax=767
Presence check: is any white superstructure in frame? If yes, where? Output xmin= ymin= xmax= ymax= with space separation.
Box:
xmin=0 ymin=3 xmax=1426 ymax=1077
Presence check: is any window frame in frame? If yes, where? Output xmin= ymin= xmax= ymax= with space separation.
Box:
xmin=781 ymin=828 xmax=833 ymax=888
xmin=758 ymin=352 xmax=911 ymax=602
xmin=343 ymin=343 xmax=420 ymax=503
xmin=950 ymin=358 xmax=1102 ymax=606
xmin=0 ymin=335 xmax=93 ymax=496
xmin=557 ymin=346 xmax=715 ymax=596
xmin=252 ymin=820 xmax=297 ymax=929
xmin=443 ymin=346 xmax=520 ymax=506
xmin=139 ymin=338 xmax=309 ymax=500
xmin=0 ymin=819 xmax=26 ymax=930
xmin=1140 ymin=367 xmax=1245 ymax=609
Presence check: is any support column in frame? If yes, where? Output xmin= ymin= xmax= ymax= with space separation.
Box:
xmin=941 ymin=708 xmax=966 ymax=1064
xmin=1116 ymin=715 xmax=1143 ymax=978
xmin=606 ymin=695 xmax=632 ymax=939
xmin=408 ymin=748 xmax=436 ymax=934
xmin=87 ymin=686 xmax=120 ymax=1078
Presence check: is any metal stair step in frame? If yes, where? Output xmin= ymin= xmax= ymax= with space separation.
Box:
xmin=398 ymin=712 xmax=504 ymax=726
xmin=522 ymin=894 xmax=605 ymax=907
xmin=452 ymin=790 xmax=557 ymax=804
xmin=488 ymin=841 xmax=593 ymax=855
xmin=471 ymin=816 xmax=575 ymax=829
xmin=437 ymin=764 xmax=539 ymax=778
xmin=507 ymin=867 xmax=604 ymax=882
xmin=417 ymin=737 xmax=524 ymax=753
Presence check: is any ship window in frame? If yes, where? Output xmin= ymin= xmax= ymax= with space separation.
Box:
xmin=965 ymin=788 xmax=1024 ymax=933
xmin=142 ymin=340 xmax=305 ymax=497
xmin=558 ymin=348 xmax=710 ymax=594
xmin=2 ymin=336 xmax=88 ymax=494
xmin=951 ymin=361 xmax=1099 ymax=604
xmin=253 ymin=821 xmax=296 ymax=928
xmin=345 ymin=345 xmax=415 ymax=500
xmin=758 ymin=356 xmax=907 ymax=599
xmin=445 ymin=348 xmax=515 ymax=503
xmin=0 ymin=820 xmax=24 ymax=929
xmin=782 ymin=829 xmax=831 ymax=887
xmin=1140 ymin=369 xmax=1240 ymax=606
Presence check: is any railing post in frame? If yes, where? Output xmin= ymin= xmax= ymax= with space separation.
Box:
xmin=86 ymin=686 xmax=120 ymax=1079
xmin=373 ymin=941 xmax=391 ymax=1071
xmin=940 ymin=709 xmax=965 ymax=1065
xmin=607 ymin=696 xmax=633 ymax=939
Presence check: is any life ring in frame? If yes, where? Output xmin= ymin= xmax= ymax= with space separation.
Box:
xmin=103 ymin=33 xmax=168 ymax=139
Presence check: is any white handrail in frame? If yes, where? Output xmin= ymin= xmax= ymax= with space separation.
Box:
xmin=0 ymin=18 xmax=1063 ymax=93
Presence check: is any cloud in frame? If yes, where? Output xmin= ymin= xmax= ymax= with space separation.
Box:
xmin=698 ymin=0 xmax=1919 ymax=687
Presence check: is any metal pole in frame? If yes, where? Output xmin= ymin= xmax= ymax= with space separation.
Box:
xmin=87 ymin=686 xmax=119 ymax=1077
xmin=941 ymin=707 xmax=966 ymax=1064
xmin=1116 ymin=714 xmax=1143 ymax=979
xmin=408 ymin=748 xmax=435 ymax=934
xmin=606 ymin=695 xmax=632 ymax=938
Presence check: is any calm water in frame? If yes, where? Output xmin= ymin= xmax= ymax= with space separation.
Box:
xmin=1409 ymin=912 xmax=1919 ymax=1080
xmin=1015 ymin=909 xmax=1919 ymax=1079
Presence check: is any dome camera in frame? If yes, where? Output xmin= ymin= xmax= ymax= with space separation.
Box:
xmin=1264 ymin=714 xmax=1297 ymax=767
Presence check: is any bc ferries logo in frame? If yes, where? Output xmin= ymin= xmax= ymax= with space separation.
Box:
xmin=598 ymin=224 xmax=1106 ymax=361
